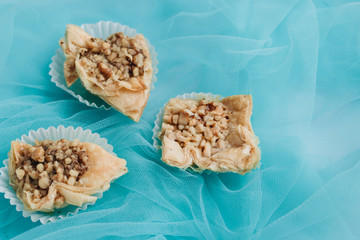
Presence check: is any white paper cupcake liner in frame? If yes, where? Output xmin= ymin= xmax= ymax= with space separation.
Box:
xmin=0 ymin=125 xmax=117 ymax=224
xmin=152 ymin=93 xmax=222 ymax=173
xmin=49 ymin=21 xmax=159 ymax=110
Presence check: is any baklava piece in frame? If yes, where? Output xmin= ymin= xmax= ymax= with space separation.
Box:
xmin=59 ymin=24 xmax=153 ymax=121
xmin=158 ymin=95 xmax=261 ymax=174
xmin=8 ymin=139 xmax=128 ymax=212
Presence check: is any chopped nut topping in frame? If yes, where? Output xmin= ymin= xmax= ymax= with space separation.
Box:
xmin=31 ymin=147 xmax=45 ymax=163
xmin=65 ymin=157 xmax=72 ymax=165
xmin=36 ymin=163 xmax=44 ymax=173
xmin=160 ymin=99 xmax=231 ymax=161
xmin=13 ymin=139 xmax=88 ymax=201
xmin=78 ymin=32 xmax=147 ymax=92
xmin=172 ymin=114 xmax=179 ymax=125
xmin=16 ymin=168 xmax=25 ymax=180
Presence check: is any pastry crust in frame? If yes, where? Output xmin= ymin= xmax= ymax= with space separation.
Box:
xmin=158 ymin=95 xmax=261 ymax=174
xmin=8 ymin=139 xmax=128 ymax=212
xmin=59 ymin=24 xmax=153 ymax=121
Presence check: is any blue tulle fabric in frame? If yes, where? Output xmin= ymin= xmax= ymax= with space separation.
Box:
xmin=0 ymin=0 xmax=359 ymax=239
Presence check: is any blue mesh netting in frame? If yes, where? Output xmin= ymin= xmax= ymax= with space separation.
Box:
xmin=0 ymin=0 xmax=359 ymax=239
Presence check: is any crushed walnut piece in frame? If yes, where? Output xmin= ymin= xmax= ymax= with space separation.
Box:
xmin=160 ymin=99 xmax=231 ymax=158
xmin=78 ymin=32 xmax=147 ymax=92
xmin=13 ymin=139 xmax=88 ymax=204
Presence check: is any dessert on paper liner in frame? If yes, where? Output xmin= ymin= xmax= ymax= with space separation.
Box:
xmin=50 ymin=21 xmax=158 ymax=121
xmin=0 ymin=126 xmax=128 ymax=224
xmin=153 ymin=93 xmax=261 ymax=175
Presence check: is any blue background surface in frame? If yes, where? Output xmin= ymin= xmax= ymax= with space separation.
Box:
xmin=0 ymin=0 xmax=360 ymax=239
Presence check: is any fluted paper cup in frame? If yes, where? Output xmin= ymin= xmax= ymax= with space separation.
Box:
xmin=0 ymin=125 xmax=117 ymax=224
xmin=49 ymin=21 xmax=159 ymax=110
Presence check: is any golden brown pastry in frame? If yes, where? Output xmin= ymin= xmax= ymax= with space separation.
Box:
xmin=8 ymin=139 xmax=128 ymax=212
xmin=158 ymin=95 xmax=261 ymax=174
xmin=59 ymin=24 xmax=153 ymax=121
